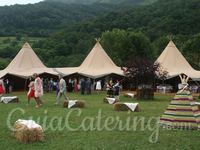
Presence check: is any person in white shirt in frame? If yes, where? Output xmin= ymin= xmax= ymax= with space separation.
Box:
xmin=113 ymin=80 xmax=120 ymax=99
xmin=96 ymin=80 xmax=101 ymax=90
xmin=96 ymin=80 xmax=101 ymax=94
xmin=33 ymin=73 xmax=43 ymax=108
xmin=55 ymin=75 xmax=69 ymax=105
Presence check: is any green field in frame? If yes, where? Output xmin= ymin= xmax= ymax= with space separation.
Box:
xmin=0 ymin=92 xmax=199 ymax=150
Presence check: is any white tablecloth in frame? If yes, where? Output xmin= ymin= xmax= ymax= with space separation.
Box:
xmin=15 ymin=119 xmax=42 ymax=129
xmin=124 ymin=103 xmax=139 ymax=111
xmin=68 ymin=100 xmax=77 ymax=108
xmin=1 ymin=96 xmax=17 ymax=104
xmin=126 ymin=93 xmax=134 ymax=98
xmin=106 ymin=98 xmax=116 ymax=104
xmin=157 ymin=85 xmax=173 ymax=93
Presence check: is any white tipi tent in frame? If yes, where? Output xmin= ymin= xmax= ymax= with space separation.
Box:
xmin=55 ymin=40 xmax=124 ymax=78
xmin=0 ymin=42 xmax=57 ymax=78
xmin=155 ymin=40 xmax=200 ymax=80
xmin=78 ymin=41 xmax=124 ymax=78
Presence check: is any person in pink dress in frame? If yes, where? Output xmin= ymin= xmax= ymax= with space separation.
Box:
xmin=27 ymin=78 xmax=35 ymax=104
xmin=33 ymin=73 xmax=43 ymax=108
xmin=0 ymin=79 xmax=5 ymax=97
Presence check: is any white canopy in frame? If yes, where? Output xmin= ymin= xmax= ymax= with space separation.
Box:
xmin=78 ymin=41 xmax=124 ymax=78
xmin=155 ymin=40 xmax=200 ymax=80
xmin=0 ymin=42 xmax=58 ymax=78
xmin=56 ymin=41 xmax=124 ymax=79
xmin=54 ymin=67 xmax=79 ymax=76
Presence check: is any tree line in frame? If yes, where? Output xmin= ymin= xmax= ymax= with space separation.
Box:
xmin=33 ymin=0 xmax=200 ymax=69
xmin=0 ymin=0 xmax=199 ymax=70
xmin=0 ymin=0 xmax=154 ymax=36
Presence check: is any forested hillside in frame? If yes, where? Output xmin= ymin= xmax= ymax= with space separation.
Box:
xmin=0 ymin=2 xmax=115 ymax=36
xmin=33 ymin=0 xmax=200 ymax=69
xmin=45 ymin=0 xmax=157 ymax=5
xmin=0 ymin=0 xmax=156 ymax=37
xmin=0 ymin=0 xmax=199 ymax=70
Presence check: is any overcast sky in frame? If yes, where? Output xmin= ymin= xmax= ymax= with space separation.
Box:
xmin=0 ymin=0 xmax=44 ymax=6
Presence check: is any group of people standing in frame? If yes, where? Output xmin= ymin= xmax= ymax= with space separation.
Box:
xmin=0 ymin=78 xmax=12 ymax=96
xmin=43 ymin=78 xmax=54 ymax=93
xmin=80 ymin=78 xmax=92 ymax=95
xmin=106 ymin=80 xmax=120 ymax=99
xmin=0 ymin=74 xmax=121 ymax=108
xmin=26 ymin=75 xmax=121 ymax=108
xmin=67 ymin=78 xmax=79 ymax=93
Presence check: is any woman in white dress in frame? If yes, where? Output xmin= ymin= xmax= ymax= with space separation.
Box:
xmin=96 ymin=80 xmax=102 ymax=93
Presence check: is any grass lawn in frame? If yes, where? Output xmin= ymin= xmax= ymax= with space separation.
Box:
xmin=0 ymin=91 xmax=199 ymax=150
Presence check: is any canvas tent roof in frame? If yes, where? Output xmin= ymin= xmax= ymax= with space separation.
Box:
xmin=54 ymin=67 xmax=79 ymax=76
xmin=55 ymin=41 xmax=124 ymax=78
xmin=0 ymin=42 xmax=58 ymax=78
xmin=78 ymin=41 xmax=124 ymax=78
xmin=155 ymin=40 xmax=200 ymax=80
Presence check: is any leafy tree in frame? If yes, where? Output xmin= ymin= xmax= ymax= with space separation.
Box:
xmin=101 ymin=29 xmax=130 ymax=65
xmin=16 ymin=33 xmax=22 ymax=41
xmin=45 ymin=0 xmax=156 ymax=5
xmin=0 ymin=58 xmax=10 ymax=70
xmin=152 ymin=36 xmax=170 ymax=57
xmin=2 ymin=38 xmax=11 ymax=44
xmin=183 ymin=33 xmax=200 ymax=70
xmin=0 ymin=2 xmax=117 ymax=36
xmin=101 ymin=29 xmax=154 ymax=66
xmin=128 ymin=32 xmax=154 ymax=59
xmin=0 ymin=0 xmax=200 ymax=69
xmin=124 ymin=56 xmax=168 ymax=99
xmin=0 ymin=46 xmax=18 ymax=58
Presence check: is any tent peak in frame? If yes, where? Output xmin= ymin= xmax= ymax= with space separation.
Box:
xmin=95 ymin=38 xmax=101 ymax=43
xmin=167 ymin=40 xmax=176 ymax=48
xmin=78 ymin=40 xmax=124 ymax=78
xmin=22 ymin=42 xmax=31 ymax=48
xmin=79 ymin=40 xmax=122 ymax=69
xmin=155 ymin=40 xmax=200 ymax=80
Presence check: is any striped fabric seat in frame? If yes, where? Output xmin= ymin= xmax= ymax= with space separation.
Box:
xmin=160 ymin=90 xmax=200 ymax=129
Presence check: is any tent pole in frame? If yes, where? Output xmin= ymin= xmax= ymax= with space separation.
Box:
xmin=24 ymin=78 xmax=28 ymax=91
xmin=194 ymin=81 xmax=200 ymax=86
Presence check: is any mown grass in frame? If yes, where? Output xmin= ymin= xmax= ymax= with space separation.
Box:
xmin=0 ymin=91 xmax=199 ymax=150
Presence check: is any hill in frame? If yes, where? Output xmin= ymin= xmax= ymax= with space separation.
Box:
xmin=35 ymin=0 xmax=200 ymax=68
xmin=59 ymin=0 xmax=200 ymax=40
xmin=0 ymin=1 xmax=116 ymax=36
xmin=45 ymin=0 xmax=157 ymax=5
xmin=0 ymin=0 xmax=156 ymax=37
xmin=0 ymin=0 xmax=199 ymax=70
xmin=0 ymin=0 xmax=158 ymax=69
